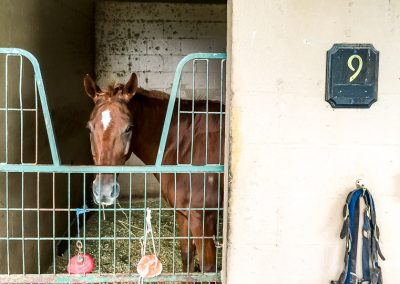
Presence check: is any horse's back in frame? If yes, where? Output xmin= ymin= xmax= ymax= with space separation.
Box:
xmin=161 ymin=99 xmax=224 ymax=209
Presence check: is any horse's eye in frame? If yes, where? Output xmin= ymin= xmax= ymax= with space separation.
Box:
xmin=124 ymin=125 xmax=133 ymax=134
xmin=86 ymin=123 xmax=93 ymax=133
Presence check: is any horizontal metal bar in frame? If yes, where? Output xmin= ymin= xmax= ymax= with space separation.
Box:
xmin=0 ymin=164 xmax=224 ymax=173
xmin=0 ymin=108 xmax=36 ymax=111
xmin=179 ymin=111 xmax=226 ymax=114
xmin=0 ymin=207 xmax=223 ymax=211
xmin=0 ymin=236 xmax=219 ymax=241
xmin=0 ymin=273 xmax=221 ymax=283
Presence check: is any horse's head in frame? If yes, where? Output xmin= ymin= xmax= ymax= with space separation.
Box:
xmin=84 ymin=73 xmax=138 ymax=205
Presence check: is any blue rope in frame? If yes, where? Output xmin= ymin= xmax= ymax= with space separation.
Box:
xmin=76 ymin=205 xmax=90 ymax=239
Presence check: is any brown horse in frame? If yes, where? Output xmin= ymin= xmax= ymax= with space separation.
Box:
xmin=84 ymin=73 xmax=224 ymax=273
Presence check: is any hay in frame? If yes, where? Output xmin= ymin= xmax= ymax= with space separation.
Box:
xmin=47 ymin=198 xmax=223 ymax=283
xmin=48 ymin=199 xmax=222 ymax=274
xmin=49 ymin=199 xmax=184 ymax=275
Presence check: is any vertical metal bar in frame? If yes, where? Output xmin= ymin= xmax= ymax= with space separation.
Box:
xmin=143 ymin=173 xmax=147 ymax=244
xmin=128 ymin=173 xmax=132 ymax=273
xmin=219 ymin=60 xmax=225 ymax=164
xmin=21 ymin=172 xmax=25 ymax=274
xmin=190 ymin=61 xmax=196 ymax=165
xmin=97 ymin=175 xmax=101 ymax=274
xmin=186 ymin=173 xmax=192 ymax=273
xmin=217 ymin=59 xmax=225 ymax=274
xmin=215 ymin=173 xmax=222 ymax=272
xmin=36 ymin=172 xmax=40 ymax=273
xmin=5 ymin=172 xmax=9 ymax=274
xmin=176 ymin=82 xmax=181 ymax=164
xmin=83 ymin=173 xmax=87 ymax=275
xmin=172 ymin=173 xmax=177 ymax=274
xmin=52 ymin=173 xmax=55 ymax=274
xmin=34 ymin=81 xmax=38 ymax=164
xmin=113 ymin=173 xmax=117 ymax=275
xmin=202 ymin=173 xmax=206 ymax=272
xmin=205 ymin=60 xmax=209 ymax=164
xmin=5 ymin=56 xmax=8 ymax=163
xmin=67 ymin=173 xmax=71 ymax=274
xmin=19 ymin=56 xmax=23 ymax=163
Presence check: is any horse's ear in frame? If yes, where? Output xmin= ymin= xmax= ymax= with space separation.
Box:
xmin=122 ymin=73 xmax=138 ymax=101
xmin=84 ymin=74 xmax=101 ymax=101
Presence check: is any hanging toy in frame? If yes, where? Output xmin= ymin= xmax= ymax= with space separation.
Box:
xmin=67 ymin=241 xmax=94 ymax=274
xmin=67 ymin=206 xmax=94 ymax=274
xmin=137 ymin=208 xmax=163 ymax=283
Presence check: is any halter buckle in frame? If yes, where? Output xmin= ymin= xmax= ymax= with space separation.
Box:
xmin=365 ymin=205 xmax=371 ymax=220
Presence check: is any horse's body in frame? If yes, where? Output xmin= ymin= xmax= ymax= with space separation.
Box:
xmin=84 ymin=73 xmax=224 ymax=272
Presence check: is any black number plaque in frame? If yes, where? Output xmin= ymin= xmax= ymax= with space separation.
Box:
xmin=326 ymin=44 xmax=379 ymax=108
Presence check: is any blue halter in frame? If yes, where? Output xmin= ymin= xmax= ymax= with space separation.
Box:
xmin=332 ymin=188 xmax=384 ymax=284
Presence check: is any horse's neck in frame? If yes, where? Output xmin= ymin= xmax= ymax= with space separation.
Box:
xmin=129 ymin=91 xmax=169 ymax=165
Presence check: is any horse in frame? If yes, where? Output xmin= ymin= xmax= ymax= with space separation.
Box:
xmin=83 ymin=73 xmax=224 ymax=273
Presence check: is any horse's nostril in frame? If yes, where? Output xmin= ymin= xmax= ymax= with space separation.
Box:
xmin=110 ymin=183 xmax=120 ymax=198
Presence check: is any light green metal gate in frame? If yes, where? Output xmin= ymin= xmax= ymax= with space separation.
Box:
xmin=0 ymin=48 xmax=226 ymax=283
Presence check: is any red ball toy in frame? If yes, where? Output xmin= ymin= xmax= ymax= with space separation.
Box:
xmin=67 ymin=254 xmax=94 ymax=274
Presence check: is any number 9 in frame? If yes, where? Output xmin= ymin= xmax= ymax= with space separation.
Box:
xmin=347 ymin=55 xmax=363 ymax=83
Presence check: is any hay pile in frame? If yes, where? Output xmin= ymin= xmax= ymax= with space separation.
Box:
xmin=48 ymin=198 xmax=222 ymax=276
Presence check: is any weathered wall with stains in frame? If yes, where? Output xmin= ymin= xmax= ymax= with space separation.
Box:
xmin=95 ymin=2 xmax=226 ymax=91
xmin=95 ymin=2 xmax=227 ymax=197
xmin=0 ymin=0 xmax=94 ymax=273
xmin=227 ymin=0 xmax=400 ymax=283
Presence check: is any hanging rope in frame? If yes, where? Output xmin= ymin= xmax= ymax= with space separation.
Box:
xmin=67 ymin=205 xmax=94 ymax=274
xmin=137 ymin=208 xmax=163 ymax=284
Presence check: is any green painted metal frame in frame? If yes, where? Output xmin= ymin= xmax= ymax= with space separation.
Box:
xmin=0 ymin=48 xmax=60 ymax=166
xmin=0 ymin=48 xmax=226 ymax=283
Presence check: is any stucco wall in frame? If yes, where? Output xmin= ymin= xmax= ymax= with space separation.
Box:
xmin=227 ymin=0 xmax=400 ymax=283
xmin=0 ymin=0 xmax=94 ymax=273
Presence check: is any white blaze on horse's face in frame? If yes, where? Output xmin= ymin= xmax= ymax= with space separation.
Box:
xmin=101 ymin=109 xmax=111 ymax=130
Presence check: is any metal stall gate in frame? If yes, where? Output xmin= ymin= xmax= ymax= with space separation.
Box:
xmin=0 ymin=48 xmax=226 ymax=283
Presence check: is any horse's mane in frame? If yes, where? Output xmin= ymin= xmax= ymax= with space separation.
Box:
xmin=102 ymin=82 xmax=223 ymax=106
xmin=101 ymin=82 xmax=170 ymax=101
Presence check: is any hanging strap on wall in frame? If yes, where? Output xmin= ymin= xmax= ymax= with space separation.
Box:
xmin=332 ymin=182 xmax=385 ymax=284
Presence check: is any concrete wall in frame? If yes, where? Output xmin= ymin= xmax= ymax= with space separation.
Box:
xmin=95 ymin=2 xmax=227 ymax=197
xmin=0 ymin=0 xmax=94 ymax=273
xmin=227 ymin=0 xmax=400 ymax=283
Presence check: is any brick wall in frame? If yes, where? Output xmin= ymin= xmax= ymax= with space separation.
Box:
xmin=95 ymin=2 xmax=226 ymax=96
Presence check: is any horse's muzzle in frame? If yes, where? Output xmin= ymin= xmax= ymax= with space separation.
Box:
xmin=92 ymin=174 xmax=120 ymax=206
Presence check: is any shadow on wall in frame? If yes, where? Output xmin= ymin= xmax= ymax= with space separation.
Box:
xmin=0 ymin=0 xmax=94 ymax=273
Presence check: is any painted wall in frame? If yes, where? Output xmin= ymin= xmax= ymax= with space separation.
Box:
xmin=0 ymin=0 xmax=94 ymax=273
xmin=227 ymin=0 xmax=400 ymax=283
xmin=95 ymin=2 xmax=227 ymax=197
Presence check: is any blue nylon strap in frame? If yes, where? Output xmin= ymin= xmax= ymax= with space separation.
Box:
xmin=76 ymin=206 xmax=90 ymax=239
xmin=362 ymin=208 xmax=371 ymax=280
xmin=347 ymin=189 xmax=362 ymax=284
